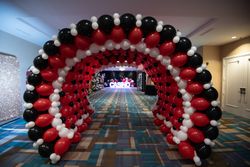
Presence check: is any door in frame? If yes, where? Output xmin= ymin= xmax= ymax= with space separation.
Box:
xmin=223 ymin=54 xmax=250 ymax=118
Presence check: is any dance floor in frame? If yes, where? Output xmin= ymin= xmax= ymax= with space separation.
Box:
xmin=0 ymin=88 xmax=249 ymax=167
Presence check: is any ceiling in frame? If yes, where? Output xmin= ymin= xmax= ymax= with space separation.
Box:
xmin=1 ymin=0 xmax=250 ymax=46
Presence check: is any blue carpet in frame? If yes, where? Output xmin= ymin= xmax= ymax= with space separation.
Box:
xmin=0 ymin=88 xmax=249 ymax=167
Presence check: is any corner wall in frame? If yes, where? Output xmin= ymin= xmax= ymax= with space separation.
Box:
xmin=0 ymin=30 xmax=41 ymax=96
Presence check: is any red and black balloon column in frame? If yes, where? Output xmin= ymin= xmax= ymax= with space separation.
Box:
xmin=23 ymin=13 xmax=222 ymax=165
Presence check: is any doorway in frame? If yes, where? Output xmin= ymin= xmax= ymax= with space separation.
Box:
xmin=222 ymin=53 xmax=250 ymax=118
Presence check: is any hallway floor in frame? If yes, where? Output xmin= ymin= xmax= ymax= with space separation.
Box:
xmin=0 ymin=88 xmax=249 ymax=167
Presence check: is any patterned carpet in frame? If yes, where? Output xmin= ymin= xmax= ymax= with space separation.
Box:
xmin=0 ymin=88 xmax=249 ymax=167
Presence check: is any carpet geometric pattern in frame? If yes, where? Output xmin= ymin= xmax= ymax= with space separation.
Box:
xmin=0 ymin=88 xmax=249 ymax=167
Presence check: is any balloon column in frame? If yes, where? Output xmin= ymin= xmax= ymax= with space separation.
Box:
xmin=23 ymin=13 xmax=222 ymax=165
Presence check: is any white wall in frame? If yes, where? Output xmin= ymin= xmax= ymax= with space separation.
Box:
xmin=0 ymin=30 xmax=41 ymax=98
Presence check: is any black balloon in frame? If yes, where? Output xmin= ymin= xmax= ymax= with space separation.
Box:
xmin=141 ymin=16 xmax=157 ymax=36
xmin=187 ymin=52 xmax=203 ymax=68
xmin=27 ymin=73 xmax=42 ymax=86
xmin=202 ymin=87 xmax=218 ymax=101
xmin=28 ymin=126 xmax=43 ymax=141
xmin=58 ymin=28 xmax=74 ymax=44
xmin=206 ymin=107 xmax=222 ymax=120
xmin=76 ymin=20 xmax=93 ymax=37
xmin=160 ymin=25 xmax=176 ymax=43
xmin=23 ymin=109 xmax=38 ymax=122
xmin=38 ymin=143 xmax=53 ymax=157
xmin=195 ymin=143 xmax=212 ymax=159
xmin=97 ymin=15 xmax=114 ymax=34
xmin=176 ymin=37 xmax=192 ymax=52
xmin=33 ymin=55 xmax=48 ymax=70
xmin=120 ymin=13 xmax=136 ymax=35
xmin=23 ymin=90 xmax=39 ymax=103
xmin=204 ymin=125 xmax=219 ymax=140
xmin=43 ymin=40 xmax=59 ymax=55
xmin=195 ymin=70 xmax=212 ymax=84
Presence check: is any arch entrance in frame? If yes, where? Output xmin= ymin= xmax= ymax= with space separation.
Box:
xmin=23 ymin=13 xmax=221 ymax=165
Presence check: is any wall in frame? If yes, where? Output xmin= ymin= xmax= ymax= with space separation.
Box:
xmin=202 ymin=46 xmax=222 ymax=101
xmin=0 ymin=30 xmax=41 ymax=97
xmin=199 ymin=36 xmax=250 ymax=102
xmin=221 ymin=36 xmax=250 ymax=58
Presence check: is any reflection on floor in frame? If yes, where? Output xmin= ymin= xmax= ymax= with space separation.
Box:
xmin=0 ymin=88 xmax=249 ymax=167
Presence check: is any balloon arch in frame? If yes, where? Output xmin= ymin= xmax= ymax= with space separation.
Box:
xmin=23 ymin=13 xmax=222 ymax=165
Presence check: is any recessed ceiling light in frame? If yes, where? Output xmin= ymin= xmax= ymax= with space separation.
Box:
xmin=232 ymin=36 xmax=237 ymax=39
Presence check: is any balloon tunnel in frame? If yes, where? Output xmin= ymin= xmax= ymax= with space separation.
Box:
xmin=23 ymin=13 xmax=222 ymax=165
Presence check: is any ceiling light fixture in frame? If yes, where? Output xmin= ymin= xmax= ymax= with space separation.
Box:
xmin=231 ymin=36 xmax=237 ymax=39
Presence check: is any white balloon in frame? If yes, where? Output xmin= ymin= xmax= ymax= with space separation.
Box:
xmin=136 ymin=14 xmax=142 ymax=20
xmin=26 ymin=84 xmax=35 ymax=91
xmin=149 ymin=48 xmax=159 ymax=57
xmin=187 ymin=49 xmax=194 ymax=56
xmin=73 ymin=57 xmax=80 ymax=63
xmin=182 ymin=93 xmax=192 ymax=101
xmin=136 ymin=20 xmax=142 ymax=27
xmin=105 ymin=40 xmax=114 ymax=50
xmin=156 ymin=55 xmax=163 ymax=61
xmin=54 ymin=39 xmax=61 ymax=47
xmin=42 ymin=53 xmax=48 ymax=59
xmin=170 ymin=67 xmax=180 ymax=77
xmin=115 ymin=44 xmax=121 ymax=50
xmin=180 ymin=126 xmax=188 ymax=132
xmin=23 ymin=103 xmax=33 ymax=109
xmin=76 ymin=119 xmax=83 ymax=126
xmin=177 ymin=131 xmax=188 ymax=141
xmin=67 ymin=130 xmax=75 ymax=139
xmin=50 ymin=153 xmax=57 ymax=161
xmin=184 ymin=107 xmax=195 ymax=114
xmin=90 ymin=16 xmax=97 ymax=22
xmin=183 ymin=119 xmax=193 ymax=128
xmin=70 ymin=28 xmax=78 ymax=36
xmin=85 ymin=50 xmax=92 ymax=56
xmin=76 ymin=50 xmax=86 ymax=59
xmin=66 ymin=58 xmax=76 ymax=67
xmin=38 ymin=49 xmax=44 ymax=55
xmin=178 ymin=80 xmax=187 ymax=89
xmin=49 ymin=93 xmax=60 ymax=102
xmin=156 ymin=24 xmax=163 ymax=32
xmin=25 ymin=121 xmax=35 ymax=128
xmin=161 ymin=57 xmax=170 ymax=66
xmin=59 ymin=127 xmax=69 ymax=137
xmin=196 ymin=67 xmax=203 ymax=73
xmin=49 ymin=107 xmax=59 ymax=115
xmin=211 ymin=101 xmax=219 ymax=107
xmin=37 ymin=138 xmax=44 ymax=145
xmin=89 ymin=43 xmax=100 ymax=53
xmin=173 ymin=36 xmax=180 ymax=43
xmin=121 ymin=39 xmax=130 ymax=50
xmin=92 ymin=22 xmax=98 ymax=30
xmin=114 ymin=18 xmax=120 ymax=25
xmin=144 ymin=48 xmax=151 ymax=54
xmin=136 ymin=42 xmax=146 ymax=52
xmin=52 ymin=118 xmax=62 ymax=127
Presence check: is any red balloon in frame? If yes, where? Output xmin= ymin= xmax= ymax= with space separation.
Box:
xmin=92 ymin=29 xmax=106 ymax=45
xmin=40 ymin=69 xmax=58 ymax=82
xmin=33 ymin=98 xmax=51 ymax=111
xmin=187 ymin=128 xmax=205 ymax=143
xmin=145 ymin=32 xmax=160 ymax=48
xmin=154 ymin=118 xmax=163 ymax=126
xmin=166 ymin=133 xmax=176 ymax=145
xmin=65 ymin=115 xmax=77 ymax=128
xmin=35 ymin=114 xmax=54 ymax=127
xmin=60 ymin=44 xmax=76 ymax=58
xmin=75 ymin=35 xmax=91 ymax=50
xmin=129 ymin=27 xmax=143 ymax=44
xmin=60 ymin=106 xmax=74 ymax=117
xmin=49 ymin=56 xmax=65 ymax=69
xmin=84 ymin=117 xmax=92 ymax=125
xmin=190 ymin=112 xmax=210 ymax=127
xmin=77 ymin=123 xmax=88 ymax=133
xmin=178 ymin=141 xmax=195 ymax=159
xmin=191 ymin=98 xmax=210 ymax=111
xmin=159 ymin=41 xmax=175 ymax=56
xmin=43 ymin=127 xmax=58 ymax=142
xmin=71 ymin=132 xmax=81 ymax=143
xmin=186 ymin=82 xmax=204 ymax=94
xmin=54 ymin=137 xmax=71 ymax=155
xmin=173 ymin=107 xmax=184 ymax=118
xmin=110 ymin=26 xmax=125 ymax=43
xmin=179 ymin=67 xmax=196 ymax=80
xmin=171 ymin=52 xmax=188 ymax=67
xmin=36 ymin=84 xmax=53 ymax=96
xmin=160 ymin=124 xmax=170 ymax=133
